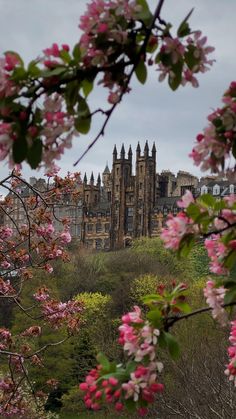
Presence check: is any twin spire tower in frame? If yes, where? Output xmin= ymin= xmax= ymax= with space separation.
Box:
xmin=82 ymin=141 xmax=157 ymax=248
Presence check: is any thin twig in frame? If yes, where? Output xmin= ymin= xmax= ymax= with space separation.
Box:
xmin=166 ymin=301 xmax=236 ymax=329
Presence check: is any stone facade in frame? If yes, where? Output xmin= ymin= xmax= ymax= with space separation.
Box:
xmin=3 ymin=142 xmax=235 ymax=250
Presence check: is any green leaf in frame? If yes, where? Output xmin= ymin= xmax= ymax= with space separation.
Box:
xmin=135 ymin=60 xmax=147 ymax=84
xmin=159 ymin=52 xmax=172 ymax=66
xmin=74 ymin=115 xmax=91 ymax=134
xmin=224 ymin=286 xmax=236 ymax=305
xmin=177 ymin=8 xmax=194 ymax=37
xmin=197 ymin=193 xmax=216 ymax=208
xmin=174 ymin=302 xmax=191 ymax=314
xmin=65 ymin=81 xmax=80 ymax=113
xmin=159 ymin=331 xmax=167 ymax=349
xmin=168 ymin=60 xmax=183 ymax=91
xmin=147 ymin=309 xmax=162 ymax=327
xmin=72 ymin=44 xmax=81 ymax=61
xmin=164 ymin=332 xmax=180 ymax=360
xmin=135 ymin=0 xmax=153 ymax=25
xmin=214 ymin=199 xmax=226 ymax=211
xmin=124 ymin=398 xmax=136 ymax=412
xmin=27 ymin=138 xmax=43 ymax=169
xmin=178 ymin=234 xmax=195 ymax=258
xmin=60 ymin=50 xmax=71 ymax=64
xmin=82 ymin=79 xmax=94 ymax=98
xmin=96 ymin=352 xmax=110 ymax=371
xmin=224 ymin=250 xmax=236 ymax=270
xmin=142 ymin=294 xmax=163 ymax=303
xmin=185 ymin=44 xmax=199 ymax=70
xmin=74 ymin=97 xmax=91 ymax=134
xmin=11 ymin=67 xmax=27 ymax=81
xmin=186 ymin=203 xmax=201 ymax=221
xmin=125 ymin=361 xmax=137 ymax=375
xmin=27 ymin=60 xmax=41 ymax=77
xmin=12 ymin=135 xmax=28 ymax=164
xmin=41 ymin=67 xmax=66 ymax=78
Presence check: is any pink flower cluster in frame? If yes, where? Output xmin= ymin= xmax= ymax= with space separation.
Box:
xmin=0 ymin=278 xmax=15 ymax=296
xmin=79 ymin=0 xmax=140 ymax=66
xmin=161 ymin=212 xmax=192 ymax=250
xmin=33 ymin=289 xmax=82 ymax=330
xmin=203 ymin=280 xmax=227 ymax=326
xmin=0 ymin=226 xmax=13 ymax=240
xmin=80 ymin=306 xmax=163 ymax=415
xmin=0 ymin=122 xmax=13 ymax=161
xmin=0 ymin=378 xmax=26 ymax=417
xmin=42 ymin=42 xmax=70 ymax=68
xmin=0 ymin=328 xmax=12 ymax=350
xmin=0 ymin=53 xmax=20 ymax=98
xmin=79 ymin=0 xmax=141 ymax=102
xmin=157 ymin=31 xmax=214 ymax=88
xmin=40 ymin=93 xmax=77 ymax=168
xmin=59 ymin=228 xmax=71 ymax=244
xmin=190 ymin=81 xmax=236 ymax=175
xmin=177 ymin=190 xmax=194 ymax=208
xmin=205 ymin=235 xmax=230 ymax=275
xmin=225 ymin=320 xmax=236 ymax=385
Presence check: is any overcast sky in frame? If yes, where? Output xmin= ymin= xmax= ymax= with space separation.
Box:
xmin=0 ymin=0 xmax=236 ymax=182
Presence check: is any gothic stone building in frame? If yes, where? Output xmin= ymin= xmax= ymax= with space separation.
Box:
xmin=81 ymin=142 xmax=199 ymax=250
xmin=4 ymin=142 xmax=235 ymax=251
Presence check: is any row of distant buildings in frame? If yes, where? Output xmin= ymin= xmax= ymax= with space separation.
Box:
xmin=2 ymin=142 xmax=236 ymax=250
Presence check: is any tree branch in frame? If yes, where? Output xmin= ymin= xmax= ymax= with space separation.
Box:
xmin=166 ymin=301 xmax=236 ymax=330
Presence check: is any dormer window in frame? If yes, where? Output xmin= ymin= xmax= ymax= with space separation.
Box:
xmin=213 ymin=184 xmax=220 ymax=196
xmin=230 ymin=184 xmax=235 ymax=194
xmin=201 ymin=185 xmax=208 ymax=195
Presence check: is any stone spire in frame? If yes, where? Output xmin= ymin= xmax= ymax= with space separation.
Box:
xmin=83 ymin=172 xmax=87 ymax=184
xmin=90 ymin=172 xmax=94 ymax=185
xmin=128 ymin=145 xmax=132 ymax=161
xmin=152 ymin=142 xmax=156 ymax=158
xmin=120 ymin=143 xmax=125 ymax=159
xmin=103 ymin=162 xmax=110 ymax=174
xmin=144 ymin=141 xmax=149 ymax=158
xmin=97 ymin=173 xmax=101 ymax=187
xmin=136 ymin=142 xmax=141 ymax=158
xmin=113 ymin=144 xmax=117 ymax=162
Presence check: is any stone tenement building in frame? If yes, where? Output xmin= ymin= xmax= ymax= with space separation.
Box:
xmin=3 ymin=142 xmax=236 ymax=250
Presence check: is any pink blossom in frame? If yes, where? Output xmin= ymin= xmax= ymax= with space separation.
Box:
xmin=0 ymin=226 xmax=13 ymax=239
xmin=33 ymin=287 xmax=50 ymax=302
xmin=43 ymin=43 xmax=60 ymax=57
xmin=108 ymin=91 xmax=120 ymax=104
xmin=177 ymin=190 xmax=194 ymax=208
xmin=98 ymin=23 xmax=108 ymax=33
xmin=225 ymin=320 xmax=236 ymax=385
xmin=205 ymin=236 xmax=229 ymax=275
xmin=203 ymin=280 xmax=227 ymax=326
xmin=60 ymin=229 xmax=71 ymax=244
xmin=44 ymin=263 xmax=53 ymax=273
xmin=161 ymin=212 xmax=191 ymax=250
xmin=4 ymin=52 xmax=20 ymax=71
xmin=81 ymin=305 xmax=163 ymax=414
